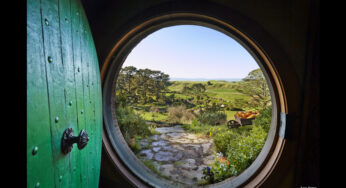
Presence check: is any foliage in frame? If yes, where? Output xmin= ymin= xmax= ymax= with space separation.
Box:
xmin=167 ymin=105 xmax=196 ymax=124
xmin=197 ymin=111 xmax=227 ymax=126
xmin=182 ymin=83 xmax=207 ymax=103
xmin=201 ymin=107 xmax=272 ymax=184
xmin=115 ymin=104 xmax=152 ymax=145
xmin=201 ymin=125 xmax=267 ymax=184
xmin=253 ymin=106 xmax=272 ymax=132
xmin=114 ymin=66 xmax=273 ymax=185
xmin=201 ymin=166 xmax=214 ymax=184
xmin=139 ymin=111 xmax=168 ymax=122
xmin=225 ymin=125 xmax=267 ymax=176
xmin=241 ymin=68 xmax=271 ymax=110
xmin=116 ymin=66 xmax=170 ymax=105
xmin=213 ymin=131 xmax=240 ymax=155
xmin=139 ymin=159 xmax=164 ymax=178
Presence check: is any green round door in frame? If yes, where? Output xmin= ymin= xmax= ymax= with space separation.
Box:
xmin=27 ymin=0 xmax=102 ymax=187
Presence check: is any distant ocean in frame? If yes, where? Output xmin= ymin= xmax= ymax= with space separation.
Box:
xmin=169 ymin=78 xmax=242 ymax=82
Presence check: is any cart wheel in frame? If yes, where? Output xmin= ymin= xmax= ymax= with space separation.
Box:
xmin=227 ymin=120 xmax=240 ymax=129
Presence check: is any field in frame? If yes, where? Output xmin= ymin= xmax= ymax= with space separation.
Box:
xmin=134 ymin=80 xmax=251 ymax=123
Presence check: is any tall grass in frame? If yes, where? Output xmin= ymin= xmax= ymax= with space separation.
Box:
xmin=167 ymin=105 xmax=196 ymax=124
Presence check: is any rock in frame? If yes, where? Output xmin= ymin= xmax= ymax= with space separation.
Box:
xmin=176 ymin=158 xmax=198 ymax=170
xmin=161 ymin=145 xmax=179 ymax=153
xmin=155 ymin=126 xmax=185 ymax=134
xmin=203 ymin=155 xmax=216 ymax=165
xmin=138 ymin=149 xmax=154 ymax=160
xmin=138 ymin=139 xmax=149 ymax=148
xmin=172 ymin=151 xmax=183 ymax=161
xmin=152 ymin=147 xmax=161 ymax=152
xmin=154 ymin=151 xmax=174 ymax=162
xmin=152 ymin=140 xmax=168 ymax=147
xmin=182 ymin=149 xmax=200 ymax=158
xmin=150 ymin=134 xmax=160 ymax=141
xmin=202 ymin=143 xmax=212 ymax=153
xmin=136 ymin=125 xmax=217 ymax=185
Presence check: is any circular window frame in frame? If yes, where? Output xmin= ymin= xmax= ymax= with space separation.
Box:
xmin=101 ymin=13 xmax=288 ymax=188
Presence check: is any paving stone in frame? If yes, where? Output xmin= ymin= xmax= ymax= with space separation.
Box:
xmin=138 ymin=149 xmax=154 ymax=160
xmin=136 ymin=125 xmax=216 ymax=185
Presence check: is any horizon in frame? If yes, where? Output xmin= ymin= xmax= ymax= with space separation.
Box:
xmin=169 ymin=77 xmax=242 ymax=81
xmin=122 ymin=25 xmax=259 ymax=79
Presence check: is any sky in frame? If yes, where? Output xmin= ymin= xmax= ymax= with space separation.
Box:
xmin=122 ymin=25 xmax=259 ymax=80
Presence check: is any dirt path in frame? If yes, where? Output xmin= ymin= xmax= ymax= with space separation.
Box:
xmin=137 ymin=125 xmax=216 ymax=185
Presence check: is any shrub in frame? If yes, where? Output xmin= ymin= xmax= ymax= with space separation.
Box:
xmin=213 ymin=131 xmax=240 ymax=155
xmin=167 ymin=105 xmax=196 ymax=124
xmin=197 ymin=111 xmax=227 ymax=126
xmin=225 ymin=125 xmax=267 ymax=176
xmin=253 ymin=107 xmax=272 ymax=132
xmin=115 ymin=104 xmax=152 ymax=146
xmin=205 ymin=113 xmax=269 ymax=184
xmin=149 ymin=106 xmax=160 ymax=113
xmin=182 ymin=109 xmax=196 ymax=122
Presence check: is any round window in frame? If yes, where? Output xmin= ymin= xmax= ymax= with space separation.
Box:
xmin=102 ymin=13 xmax=286 ymax=188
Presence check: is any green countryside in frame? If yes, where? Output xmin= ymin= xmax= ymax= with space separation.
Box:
xmin=115 ymin=66 xmax=272 ymax=185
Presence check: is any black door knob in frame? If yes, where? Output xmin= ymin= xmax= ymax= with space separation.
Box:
xmin=61 ymin=128 xmax=89 ymax=154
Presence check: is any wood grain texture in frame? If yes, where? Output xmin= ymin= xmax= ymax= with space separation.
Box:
xmin=27 ymin=0 xmax=55 ymax=187
xmin=27 ymin=0 xmax=102 ymax=187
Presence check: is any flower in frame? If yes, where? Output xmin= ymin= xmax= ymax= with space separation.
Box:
xmin=218 ymin=156 xmax=227 ymax=163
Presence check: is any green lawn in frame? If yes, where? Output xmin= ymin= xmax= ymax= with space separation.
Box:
xmin=168 ymin=80 xmax=251 ymax=103
xmin=138 ymin=111 xmax=169 ymax=122
xmin=130 ymin=81 xmax=250 ymax=123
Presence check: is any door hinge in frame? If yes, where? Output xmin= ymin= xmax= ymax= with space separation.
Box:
xmin=279 ymin=112 xmax=295 ymax=140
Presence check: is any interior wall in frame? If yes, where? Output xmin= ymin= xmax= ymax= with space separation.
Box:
xmin=81 ymin=0 xmax=320 ymax=187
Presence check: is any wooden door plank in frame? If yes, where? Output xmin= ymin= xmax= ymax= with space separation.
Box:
xmin=81 ymin=7 xmax=99 ymax=186
xmin=89 ymin=18 xmax=103 ymax=186
xmin=78 ymin=0 xmax=92 ymax=186
xmin=58 ymin=0 xmax=82 ymax=187
xmin=28 ymin=0 xmax=103 ymax=187
xmin=40 ymin=0 xmax=72 ymax=187
xmin=88 ymin=21 xmax=103 ymax=188
xmin=27 ymin=0 xmax=55 ymax=187
xmin=70 ymin=0 xmax=88 ymax=187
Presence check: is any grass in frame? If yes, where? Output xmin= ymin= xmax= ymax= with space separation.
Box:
xmin=126 ymin=80 xmax=251 ymax=125
xmin=168 ymin=81 xmax=251 ymax=105
xmin=225 ymin=110 xmax=237 ymax=121
xmin=138 ymin=111 xmax=169 ymax=122
xmin=140 ymin=159 xmax=160 ymax=174
xmin=182 ymin=123 xmax=254 ymax=137
xmin=206 ymin=89 xmax=249 ymax=102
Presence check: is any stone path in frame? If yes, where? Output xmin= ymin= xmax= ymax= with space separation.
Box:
xmin=137 ymin=125 xmax=216 ymax=185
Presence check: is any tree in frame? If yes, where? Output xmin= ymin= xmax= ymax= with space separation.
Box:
xmin=241 ymin=69 xmax=271 ymax=109
xmin=116 ymin=66 xmax=138 ymax=104
xmin=181 ymin=83 xmax=206 ymax=103
xmin=115 ymin=66 xmax=170 ymax=105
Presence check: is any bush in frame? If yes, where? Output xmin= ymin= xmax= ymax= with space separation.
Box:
xmin=225 ymin=125 xmax=267 ymax=176
xmin=213 ymin=131 xmax=240 ymax=155
xmin=197 ymin=111 xmax=227 ymax=126
xmin=204 ymin=108 xmax=271 ymax=184
xmin=253 ymin=107 xmax=272 ymax=132
xmin=167 ymin=105 xmax=196 ymax=124
xmin=204 ymin=125 xmax=267 ymax=184
xmin=115 ymin=104 xmax=152 ymax=146
xmin=149 ymin=106 xmax=160 ymax=113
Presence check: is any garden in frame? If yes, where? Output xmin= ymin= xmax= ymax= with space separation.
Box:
xmin=115 ymin=66 xmax=272 ymax=185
